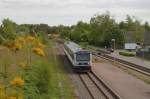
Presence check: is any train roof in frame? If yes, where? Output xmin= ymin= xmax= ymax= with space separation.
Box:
xmin=65 ymin=41 xmax=82 ymax=53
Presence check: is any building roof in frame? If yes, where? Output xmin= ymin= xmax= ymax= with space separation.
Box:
xmin=144 ymin=31 xmax=150 ymax=45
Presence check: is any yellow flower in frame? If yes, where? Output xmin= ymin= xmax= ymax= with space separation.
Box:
xmin=3 ymin=42 xmax=14 ymax=49
xmin=37 ymin=42 xmax=46 ymax=48
xmin=25 ymin=36 xmax=35 ymax=43
xmin=18 ymin=62 xmax=26 ymax=69
xmin=16 ymin=37 xmax=26 ymax=46
xmin=13 ymin=42 xmax=22 ymax=50
xmin=10 ymin=77 xmax=24 ymax=87
xmin=32 ymin=47 xmax=45 ymax=57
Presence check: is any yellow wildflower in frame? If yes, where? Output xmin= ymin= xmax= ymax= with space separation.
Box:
xmin=37 ymin=42 xmax=46 ymax=48
xmin=3 ymin=42 xmax=14 ymax=49
xmin=13 ymin=42 xmax=22 ymax=50
xmin=10 ymin=77 xmax=24 ymax=87
xmin=18 ymin=62 xmax=26 ymax=69
xmin=25 ymin=36 xmax=35 ymax=43
xmin=32 ymin=47 xmax=45 ymax=57
xmin=16 ymin=37 xmax=26 ymax=46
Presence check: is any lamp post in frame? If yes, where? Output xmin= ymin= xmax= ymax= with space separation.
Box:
xmin=141 ymin=43 xmax=145 ymax=62
xmin=112 ymin=39 xmax=116 ymax=64
xmin=112 ymin=39 xmax=115 ymax=51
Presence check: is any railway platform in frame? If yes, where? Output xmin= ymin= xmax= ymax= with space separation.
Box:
xmin=109 ymin=50 xmax=150 ymax=69
xmin=92 ymin=62 xmax=150 ymax=99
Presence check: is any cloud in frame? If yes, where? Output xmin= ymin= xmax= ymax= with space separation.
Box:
xmin=0 ymin=0 xmax=150 ymax=25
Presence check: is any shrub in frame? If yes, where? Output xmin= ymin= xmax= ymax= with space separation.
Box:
xmin=119 ymin=51 xmax=136 ymax=57
xmin=23 ymin=60 xmax=51 ymax=99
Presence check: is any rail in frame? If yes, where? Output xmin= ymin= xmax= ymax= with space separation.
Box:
xmin=79 ymin=71 xmax=121 ymax=99
xmin=93 ymin=52 xmax=150 ymax=76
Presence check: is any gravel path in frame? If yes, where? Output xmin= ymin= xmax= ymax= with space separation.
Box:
xmin=92 ymin=62 xmax=150 ymax=99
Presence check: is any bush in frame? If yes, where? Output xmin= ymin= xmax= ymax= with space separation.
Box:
xmin=119 ymin=51 xmax=136 ymax=57
xmin=23 ymin=60 xmax=51 ymax=99
xmin=37 ymin=32 xmax=49 ymax=45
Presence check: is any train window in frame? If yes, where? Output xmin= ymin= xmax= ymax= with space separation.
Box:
xmin=76 ymin=52 xmax=90 ymax=61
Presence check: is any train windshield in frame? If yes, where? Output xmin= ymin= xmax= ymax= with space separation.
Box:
xmin=76 ymin=52 xmax=90 ymax=61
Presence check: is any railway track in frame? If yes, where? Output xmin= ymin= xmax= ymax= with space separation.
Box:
xmin=93 ymin=52 xmax=150 ymax=77
xmin=56 ymin=42 xmax=121 ymax=99
xmin=79 ymin=71 xmax=121 ymax=99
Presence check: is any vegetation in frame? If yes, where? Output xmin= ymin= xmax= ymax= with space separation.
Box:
xmin=0 ymin=33 xmax=75 ymax=99
xmin=0 ymin=12 xmax=150 ymax=48
xmin=119 ymin=51 xmax=136 ymax=57
xmin=0 ymin=12 xmax=150 ymax=98
xmin=58 ymin=13 xmax=150 ymax=48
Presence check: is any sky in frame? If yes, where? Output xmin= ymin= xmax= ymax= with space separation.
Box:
xmin=0 ymin=0 xmax=150 ymax=26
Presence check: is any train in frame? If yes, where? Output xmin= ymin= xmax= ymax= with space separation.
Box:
xmin=64 ymin=41 xmax=92 ymax=72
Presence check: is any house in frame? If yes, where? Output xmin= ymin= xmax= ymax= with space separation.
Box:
xmin=124 ymin=31 xmax=137 ymax=51
xmin=144 ymin=31 xmax=150 ymax=46
xmin=144 ymin=31 xmax=150 ymax=52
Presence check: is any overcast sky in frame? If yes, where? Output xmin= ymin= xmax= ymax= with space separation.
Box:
xmin=0 ymin=0 xmax=150 ymax=25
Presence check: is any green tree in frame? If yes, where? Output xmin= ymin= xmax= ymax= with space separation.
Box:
xmin=0 ymin=18 xmax=17 ymax=40
xmin=124 ymin=16 xmax=144 ymax=43
xmin=17 ymin=24 xmax=29 ymax=35
xmin=89 ymin=13 xmax=123 ymax=47
xmin=134 ymin=20 xmax=144 ymax=43
xmin=70 ymin=21 xmax=90 ymax=42
xmin=144 ymin=21 xmax=150 ymax=31
xmin=57 ymin=25 xmax=71 ymax=39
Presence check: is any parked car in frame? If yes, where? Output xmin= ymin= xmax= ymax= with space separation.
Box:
xmin=107 ymin=48 xmax=114 ymax=52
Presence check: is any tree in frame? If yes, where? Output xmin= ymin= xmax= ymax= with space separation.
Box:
xmin=89 ymin=13 xmax=123 ymax=47
xmin=134 ymin=20 xmax=144 ymax=43
xmin=121 ymin=15 xmax=144 ymax=43
xmin=70 ymin=21 xmax=90 ymax=42
xmin=144 ymin=21 xmax=150 ymax=31
xmin=17 ymin=24 xmax=29 ymax=35
xmin=0 ymin=18 xmax=17 ymax=40
xmin=57 ymin=25 xmax=71 ymax=39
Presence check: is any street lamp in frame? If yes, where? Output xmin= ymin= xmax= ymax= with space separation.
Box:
xmin=141 ymin=43 xmax=145 ymax=62
xmin=112 ymin=39 xmax=116 ymax=64
xmin=111 ymin=39 xmax=115 ymax=51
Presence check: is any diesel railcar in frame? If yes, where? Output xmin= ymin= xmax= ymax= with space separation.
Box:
xmin=64 ymin=41 xmax=92 ymax=72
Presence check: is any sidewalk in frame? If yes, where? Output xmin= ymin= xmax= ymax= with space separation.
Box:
xmin=109 ymin=50 xmax=150 ymax=69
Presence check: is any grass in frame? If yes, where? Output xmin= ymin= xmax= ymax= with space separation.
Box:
xmin=48 ymin=42 xmax=75 ymax=99
xmin=0 ymin=40 xmax=76 ymax=99
xmin=119 ymin=51 xmax=136 ymax=57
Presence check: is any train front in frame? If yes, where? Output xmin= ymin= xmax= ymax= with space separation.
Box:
xmin=75 ymin=51 xmax=92 ymax=72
